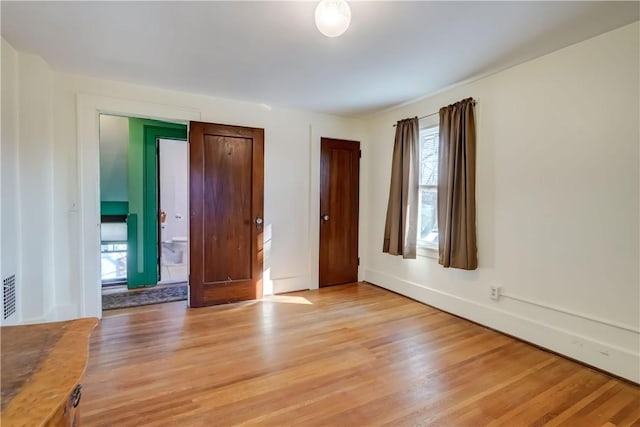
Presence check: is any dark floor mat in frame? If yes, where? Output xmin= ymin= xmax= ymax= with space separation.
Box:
xmin=102 ymin=283 xmax=187 ymax=310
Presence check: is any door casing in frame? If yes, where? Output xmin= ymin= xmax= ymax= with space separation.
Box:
xmin=78 ymin=94 xmax=200 ymax=317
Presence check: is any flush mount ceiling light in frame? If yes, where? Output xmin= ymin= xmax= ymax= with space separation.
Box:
xmin=315 ymin=0 xmax=351 ymax=38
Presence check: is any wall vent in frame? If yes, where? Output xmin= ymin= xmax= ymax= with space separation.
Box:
xmin=3 ymin=275 xmax=16 ymax=320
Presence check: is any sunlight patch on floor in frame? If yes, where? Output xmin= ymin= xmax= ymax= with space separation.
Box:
xmin=264 ymin=295 xmax=313 ymax=305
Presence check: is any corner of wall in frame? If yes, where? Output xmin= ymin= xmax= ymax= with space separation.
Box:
xmin=13 ymin=44 xmax=57 ymax=323
xmin=1 ymin=37 xmax=22 ymax=325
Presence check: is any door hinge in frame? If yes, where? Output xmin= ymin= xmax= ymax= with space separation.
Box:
xmin=359 ymin=150 xmax=362 ymax=158
xmin=357 ymin=257 xmax=360 ymax=266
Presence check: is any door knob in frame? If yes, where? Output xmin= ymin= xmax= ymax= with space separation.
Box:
xmin=322 ymin=214 xmax=329 ymax=221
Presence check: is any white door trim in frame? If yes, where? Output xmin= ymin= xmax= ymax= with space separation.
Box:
xmin=76 ymin=94 xmax=201 ymax=318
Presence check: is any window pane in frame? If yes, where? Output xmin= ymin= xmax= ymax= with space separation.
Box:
xmin=419 ymin=129 xmax=439 ymax=186
xmin=101 ymin=244 xmax=127 ymax=280
xmin=418 ymin=188 xmax=438 ymax=245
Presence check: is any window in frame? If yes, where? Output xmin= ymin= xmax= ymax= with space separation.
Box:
xmin=417 ymin=126 xmax=439 ymax=249
xmin=100 ymin=221 xmax=127 ymax=282
xmin=101 ymin=243 xmax=127 ymax=281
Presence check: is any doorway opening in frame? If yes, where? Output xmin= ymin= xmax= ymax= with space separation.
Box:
xmin=158 ymin=138 xmax=189 ymax=285
xmin=98 ymin=114 xmax=188 ymax=310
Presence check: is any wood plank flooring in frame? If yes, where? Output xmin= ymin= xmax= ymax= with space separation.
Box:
xmin=82 ymin=283 xmax=640 ymax=426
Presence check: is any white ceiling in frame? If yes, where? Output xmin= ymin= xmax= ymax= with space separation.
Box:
xmin=2 ymin=1 xmax=638 ymax=116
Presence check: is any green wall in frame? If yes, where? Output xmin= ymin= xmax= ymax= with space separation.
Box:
xmin=100 ymin=201 xmax=128 ymax=216
xmin=99 ymin=114 xmax=129 ymax=204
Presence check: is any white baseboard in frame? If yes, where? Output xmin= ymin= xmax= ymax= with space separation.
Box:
xmin=53 ymin=304 xmax=80 ymax=321
xmin=45 ymin=304 xmax=81 ymax=322
xmin=20 ymin=304 xmax=82 ymax=324
xmin=0 ymin=313 xmax=20 ymax=326
xmin=272 ymin=276 xmax=309 ymax=294
xmin=21 ymin=314 xmax=47 ymax=324
xmin=364 ymin=268 xmax=640 ymax=383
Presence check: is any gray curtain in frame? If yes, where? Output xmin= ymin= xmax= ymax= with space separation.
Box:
xmin=438 ymin=98 xmax=478 ymax=270
xmin=383 ymin=117 xmax=419 ymax=259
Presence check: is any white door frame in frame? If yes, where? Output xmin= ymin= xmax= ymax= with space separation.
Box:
xmin=76 ymin=94 xmax=201 ymax=318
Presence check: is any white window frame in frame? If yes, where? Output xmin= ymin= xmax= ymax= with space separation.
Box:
xmin=417 ymin=121 xmax=439 ymax=259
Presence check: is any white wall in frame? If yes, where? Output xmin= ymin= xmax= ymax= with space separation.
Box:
xmin=159 ymin=138 xmax=188 ymax=242
xmin=1 ymin=38 xmax=20 ymax=324
xmin=363 ymin=22 xmax=640 ymax=382
xmin=2 ymin=36 xmax=367 ymax=321
xmin=1 ymin=43 xmax=57 ymax=324
xmin=20 ymin=52 xmax=57 ymax=323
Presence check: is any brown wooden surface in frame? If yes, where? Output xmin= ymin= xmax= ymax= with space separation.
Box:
xmin=1 ymin=318 xmax=98 ymax=427
xmin=319 ymin=137 xmax=360 ymax=287
xmin=81 ymin=283 xmax=640 ymax=426
xmin=189 ymin=121 xmax=264 ymax=307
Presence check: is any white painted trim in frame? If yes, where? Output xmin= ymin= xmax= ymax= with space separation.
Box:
xmin=77 ymin=94 xmax=201 ymax=318
xmin=22 ymin=304 xmax=59 ymax=325
xmin=500 ymin=292 xmax=640 ymax=334
xmin=357 ymin=139 xmax=367 ymax=283
xmin=308 ymin=125 xmax=321 ymax=290
xmin=1 ymin=315 xmax=19 ymax=326
xmin=21 ymin=316 xmax=48 ymax=325
xmin=45 ymin=304 xmax=80 ymax=322
xmin=272 ymin=276 xmax=310 ymax=295
xmin=306 ymin=124 xmax=315 ymax=290
xmin=416 ymin=246 xmax=438 ymax=259
xmin=364 ymin=268 xmax=640 ymax=383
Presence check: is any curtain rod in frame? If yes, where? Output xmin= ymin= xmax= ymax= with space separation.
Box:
xmin=392 ymin=100 xmax=477 ymax=127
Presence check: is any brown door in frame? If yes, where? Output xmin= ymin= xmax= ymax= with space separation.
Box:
xmin=319 ymin=138 xmax=360 ymax=287
xmin=189 ymin=121 xmax=264 ymax=307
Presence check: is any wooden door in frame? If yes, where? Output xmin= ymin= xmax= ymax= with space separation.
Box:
xmin=319 ymin=138 xmax=360 ymax=287
xmin=189 ymin=121 xmax=264 ymax=307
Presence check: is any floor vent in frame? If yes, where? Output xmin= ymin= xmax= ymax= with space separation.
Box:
xmin=3 ymin=274 xmax=16 ymax=320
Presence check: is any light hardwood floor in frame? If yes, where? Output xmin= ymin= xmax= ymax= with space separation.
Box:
xmin=83 ymin=283 xmax=640 ymax=426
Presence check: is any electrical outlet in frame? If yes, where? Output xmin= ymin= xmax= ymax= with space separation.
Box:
xmin=490 ymin=286 xmax=502 ymax=301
